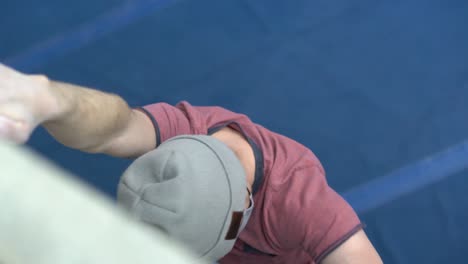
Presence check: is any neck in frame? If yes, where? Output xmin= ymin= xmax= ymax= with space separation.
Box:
xmin=211 ymin=127 xmax=256 ymax=198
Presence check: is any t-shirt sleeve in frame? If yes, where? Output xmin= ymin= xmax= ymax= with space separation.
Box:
xmin=138 ymin=101 xmax=253 ymax=146
xmin=138 ymin=102 xmax=193 ymax=145
xmin=269 ymin=164 xmax=363 ymax=263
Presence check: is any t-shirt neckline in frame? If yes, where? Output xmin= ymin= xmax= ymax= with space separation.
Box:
xmin=207 ymin=122 xmax=264 ymax=196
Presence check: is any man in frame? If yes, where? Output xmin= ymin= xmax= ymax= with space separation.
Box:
xmin=0 ymin=63 xmax=383 ymax=263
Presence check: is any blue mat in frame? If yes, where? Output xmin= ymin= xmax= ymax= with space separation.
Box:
xmin=2 ymin=0 xmax=468 ymax=262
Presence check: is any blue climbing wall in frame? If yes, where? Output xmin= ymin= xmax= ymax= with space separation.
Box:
xmin=2 ymin=0 xmax=468 ymax=262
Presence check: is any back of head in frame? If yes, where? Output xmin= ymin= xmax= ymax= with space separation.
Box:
xmin=117 ymin=135 xmax=248 ymax=260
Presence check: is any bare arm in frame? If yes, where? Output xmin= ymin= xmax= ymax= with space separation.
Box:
xmin=0 ymin=63 xmax=156 ymax=158
xmin=320 ymin=230 xmax=383 ymax=264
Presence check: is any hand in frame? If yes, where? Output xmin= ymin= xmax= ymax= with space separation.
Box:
xmin=0 ymin=64 xmax=54 ymax=143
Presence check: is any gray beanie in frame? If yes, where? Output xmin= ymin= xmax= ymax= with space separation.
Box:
xmin=117 ymin=135 xmax=248 ymax=260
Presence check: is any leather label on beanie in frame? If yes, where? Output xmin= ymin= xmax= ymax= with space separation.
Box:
xmin=225 ymin=211 xmax=244 ymax=240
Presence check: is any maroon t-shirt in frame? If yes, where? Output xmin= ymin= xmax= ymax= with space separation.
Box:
xmin=140 ymin=101 xmax=362 ymax=263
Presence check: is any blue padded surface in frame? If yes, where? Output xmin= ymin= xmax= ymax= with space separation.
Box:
xmin=1 ymin=0 xmax=468 ymax=262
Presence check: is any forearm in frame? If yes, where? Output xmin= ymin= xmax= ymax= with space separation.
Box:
xmin=0 ymin=63 xmax=156 ymax=157
xmin=42 ymin=79 xmax=133 ymax=153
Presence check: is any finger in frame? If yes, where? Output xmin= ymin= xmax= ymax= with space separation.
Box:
xmin=0 ymin=116 xmax=29 ymax=144
xmin=0 ymin=116 xmax=15 ymax=140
